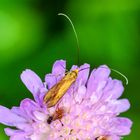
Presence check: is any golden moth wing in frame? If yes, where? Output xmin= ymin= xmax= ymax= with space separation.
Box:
xmin=43 ymin=78 xmax=66 ymax=103
xmin=47 ymin=78 xmax=76 ymax=107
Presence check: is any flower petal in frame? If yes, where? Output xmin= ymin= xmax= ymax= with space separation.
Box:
xmin=77 ymin=63 xmax=90 ymax=85
xmin=10 ymin=131 xmax=28 ymax=140
xmin=74 ymin=85 xmax=86 ymax=104
xmin=20 ymin=98 xmax=40 ymax=121
xmin=11 ymin=107 xmax=25 ymax=118
xmin=5 ymin=128 xmax=17 ymax=136
xmin=11 ymin=106 xmax=33 ymax=132
xmin=87 ymin=65 xmax=110 ymax=98
xmin=70 ymin=65 xmax=78 ymax=71
xmin=45 ymin=74 xmax=57 ymax=89
xmin=0 ymin=106 xmax=27 ymax=126
xmin=103 ymin=79 xmax=124 ymax=100
xmin=109 ymin=117 xmax=132 ymax=135
xmin=33 ymin=111 xmax=47 ymax=121
xmin=45 ymin=60 xmax=66 ymax=89
xmin=5 ymin=128 xmax=31 ymax=138
xmin=52 ymin=60 xmax=66 ymax=75
xmin=92 ymin=65 xmax=110 ymax=81
xmin=20 ymin=69 xmax=44 ymax=102
xmin=107 ymin=99 xmax=130 ymax=114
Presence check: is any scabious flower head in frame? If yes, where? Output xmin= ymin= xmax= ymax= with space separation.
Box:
xmin=0 ymin=60 xmax=132 ymax=140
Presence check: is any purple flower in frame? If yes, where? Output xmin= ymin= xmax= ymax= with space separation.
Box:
xmin=0 ymin=60 xmax=132 ymax=140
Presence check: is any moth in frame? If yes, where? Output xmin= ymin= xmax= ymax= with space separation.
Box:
xmin=44 ymin=13 xmax=80 ymax=108
xmin=44 ymin=69 xmax=79 ymax=107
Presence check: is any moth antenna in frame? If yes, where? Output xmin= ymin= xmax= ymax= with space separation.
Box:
xmin=58 ymin=13 xmax=80 ymax=66
xmin=111 ymin=68 xmax=128 ymax=85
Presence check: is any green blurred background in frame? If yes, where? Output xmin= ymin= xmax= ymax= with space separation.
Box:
xmin=0 ymin=0 xmax=139 ymax=139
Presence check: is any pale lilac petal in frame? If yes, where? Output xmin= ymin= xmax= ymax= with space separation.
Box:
xmin=94 ymin=65 xmax=110 ymax=80
xmin=16 ymin=123 xmax=32 ymax=132
xmin=74 ymin=85 xmax=86 ymax=103
xmin=89 ymin=90 xmax=104 ymax=104
xmin=33 ymin=111 xmax=47 ymax=121
xmin=20 ymin=99 xmax=40 ymax=121
xmin=52 ymin=60 xmax=66 ymax=75
xmin=45 ymin=60 xmax=66 ymax=89
xmin=70 ymin=65 xmax=78 ymax=71
xmin=10 ymin=131 xmax=28 ymax=140
xmin=5 ymin=128 xmax=17 ymax=136
xmin=77 ymin=63 xmax=90 ymax=85
xmin=20 ymin=69 xmax=44 ymax=102
xmin=109 ymin=117 xmax=132 ymax=135
xmin=11 ymin=106 xmax=29 ymax=121
xmin=11 ymin=107 xmax=33 ymax=132
xmin=11 ymin=107 xmax=25 ymax=117
xmin=45 ymin=74 xmax=57 ymax=89
xmin=5 ymin=128 xmax=31 ymax=137
xmin=0 ymin=106 xmax=27 ymax=126
xmin=107 ymin=99 xmax=130 ymax=114
xmin=87 ymin=65 xmax=110 ymax=97
xmin=103 ymin=79 xmax=124 ymax=100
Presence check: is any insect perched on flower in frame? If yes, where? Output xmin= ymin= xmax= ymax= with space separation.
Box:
xmin=0 ymin=13 xmax=132 ymax=140
xmin=44 ymin=69 xmax=79 ymax=107
xmin=0 ymin=60 xmax=132 ymax=139
xmin=43 ymin=13 xmax=129 ymax=109
xmin=43 ymin=13 xmax=81 ymax=108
